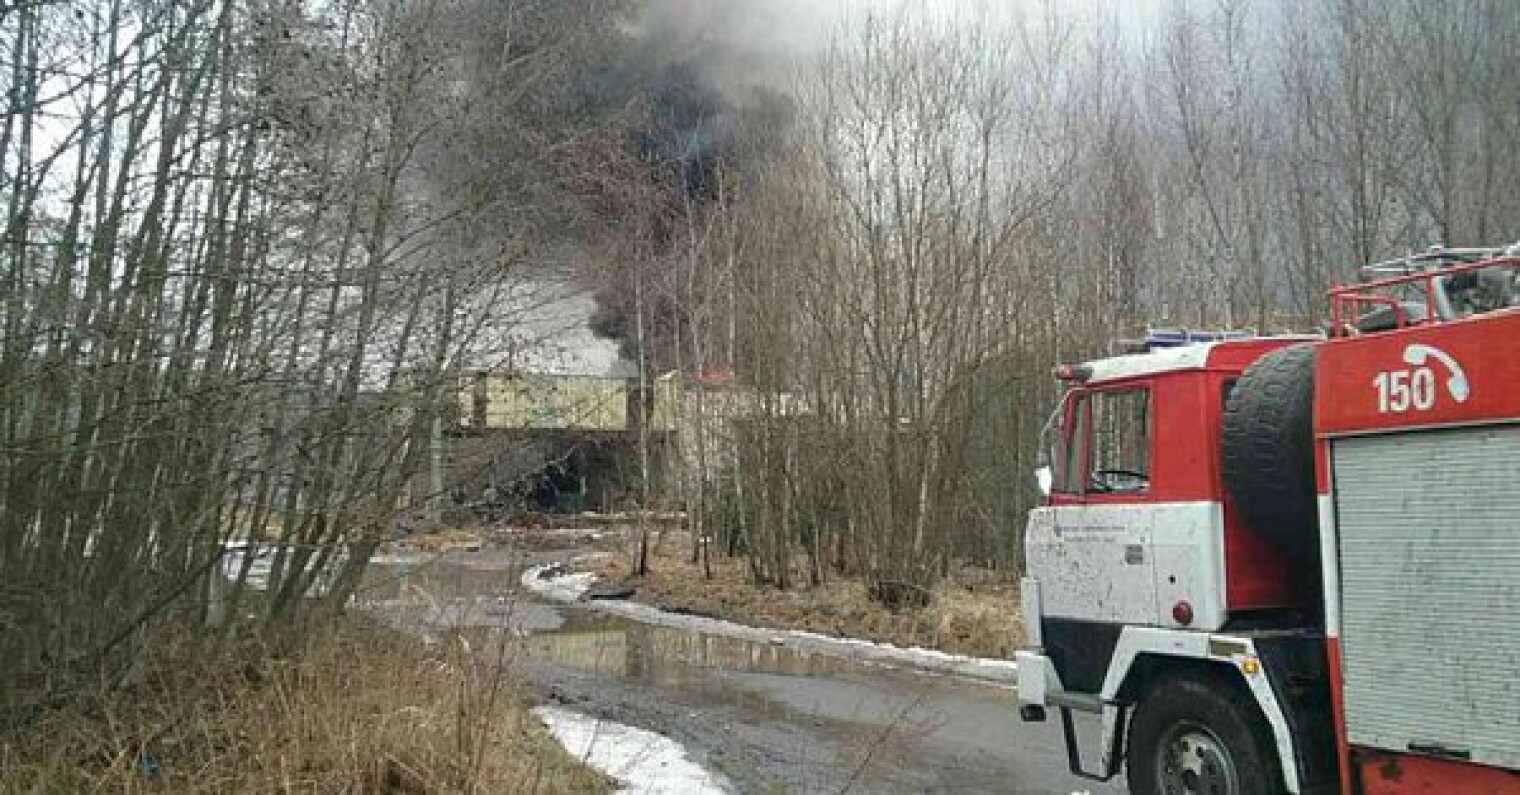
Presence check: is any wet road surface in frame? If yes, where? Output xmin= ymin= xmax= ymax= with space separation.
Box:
xmin=360 ymin=549 xmax=1124 ymax=794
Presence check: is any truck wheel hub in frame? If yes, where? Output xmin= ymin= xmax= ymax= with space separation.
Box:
xmin=1159 ymin=725 xmax=1238 ymax=794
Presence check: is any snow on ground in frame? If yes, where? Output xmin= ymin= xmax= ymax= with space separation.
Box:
xmin=520 ymin=564 xmax=1020 ymax=686
xmin=222 ymin=541 xmax=274 ymax=590
xmin=220 ymin=541 xmax=345 ymax=596
xmin=522 ymin=565 xmax=599 ymax=602
xmin=533 ymin=706 xmax=730 ymax=794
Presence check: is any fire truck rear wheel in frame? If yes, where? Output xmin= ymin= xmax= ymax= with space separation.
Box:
xmin=1126 ymin=671 xmax=1284 ymax=795
xmin=1221 ymin=342 xmax=1318 ymax=564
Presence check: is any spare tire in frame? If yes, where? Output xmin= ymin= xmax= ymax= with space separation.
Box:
xmin=1221 ymin=343 xmax=1319 ymax=564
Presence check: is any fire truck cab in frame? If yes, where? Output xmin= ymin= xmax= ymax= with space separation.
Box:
xmin=1017 ymin=247 xmax=1520 ymax=795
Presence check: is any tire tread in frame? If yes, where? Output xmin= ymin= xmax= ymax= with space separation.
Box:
xmin=1126 ymin=669 xmax=1285 ymax=795
xmin=1220 ymin=343 xmax=1319 ymax=564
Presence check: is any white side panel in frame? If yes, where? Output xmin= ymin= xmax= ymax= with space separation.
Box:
xmin=1025 ymin=502 xmax=1226 ymax=630
xmin=1151 ymin=502 xmax=1228 ymax=631
xmin=1333 ymin=425 xmax=1520 ymax=770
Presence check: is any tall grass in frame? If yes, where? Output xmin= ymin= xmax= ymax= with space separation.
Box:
xmin=1 ymin=619 xmax=610 ymax=794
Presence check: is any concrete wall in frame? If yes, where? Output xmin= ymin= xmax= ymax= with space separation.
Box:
xmin=456 ymin=372 xmax=678 ymax=432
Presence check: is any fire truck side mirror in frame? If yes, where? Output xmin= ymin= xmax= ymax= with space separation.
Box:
xmin=1035 ymin=397 xmax=1068 ymax=498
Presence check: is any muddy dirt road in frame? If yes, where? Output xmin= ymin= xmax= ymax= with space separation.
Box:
xmin=361 ymin=547 xmax=1122 ymax=794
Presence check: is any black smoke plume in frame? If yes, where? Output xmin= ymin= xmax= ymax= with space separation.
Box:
xmin=577 ymin=11 xmax=795 ymax=368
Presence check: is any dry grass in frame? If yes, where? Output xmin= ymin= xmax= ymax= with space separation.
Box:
xmin=407 ymin=528 xmax=486 ymax=552
xmin=599 ymin=536 xmax=1024 ymax=658
xmin=1 ymin=620 xmax=610 ymax=794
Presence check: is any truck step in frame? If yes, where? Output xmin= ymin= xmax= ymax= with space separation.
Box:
xmin=1048 ymin=691 xmax=1103 ymax=714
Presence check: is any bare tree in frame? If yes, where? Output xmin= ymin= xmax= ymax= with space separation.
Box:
xmin=0 ymin=0 xmax=635 ymax=717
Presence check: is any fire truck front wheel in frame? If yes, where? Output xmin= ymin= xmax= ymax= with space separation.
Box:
xmin=1126 ymin=671 xmax=1284 ymax=795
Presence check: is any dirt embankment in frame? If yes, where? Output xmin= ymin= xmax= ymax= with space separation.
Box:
xmin=1 ymin=619 xmax=610 ymax=793
xmin=596 ymin=533 xmax=1024 ymax=659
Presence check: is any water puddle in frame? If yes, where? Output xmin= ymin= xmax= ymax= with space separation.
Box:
xmin=354 ymin=554 xmax=1100 ymax=794
xmin=514 ymin=610 xmax=860 ymax=683
xmin=358 ymin=556 xmax=565 ymax=633
xmin=360 ymin=556 xmax=870 ymax=683
xmin=358 ymin=552 xmax=529 ymax=602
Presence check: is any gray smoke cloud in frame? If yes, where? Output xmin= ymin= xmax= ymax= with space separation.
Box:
xmin=537 ymin=0 xmax=1166 ymax=376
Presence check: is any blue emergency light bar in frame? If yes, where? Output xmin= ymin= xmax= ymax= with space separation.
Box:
xmin=1144 ymin=327 xmax=1253 ymax=349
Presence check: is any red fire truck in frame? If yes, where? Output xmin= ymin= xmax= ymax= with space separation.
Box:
xmin=1016 ymin=246 xmax=1520 ymax=794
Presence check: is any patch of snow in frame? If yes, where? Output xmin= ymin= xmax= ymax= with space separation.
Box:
xmin=522 ymin=564 xmax=1020 ymax=686
xmin=221 ymin=541 xmax=273 ymax=590
xmin=533 ymin=706 xmax=730 ymax=794
xmin=521 ymin=563 xmax=596 ymax=601
xmin=368 ymin=552 xmax=430 ymax=565
xmin=789 ymin=630 xmax=1021 ymax=681
xmin=220 ymin=541 xmax=343 ymax=596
